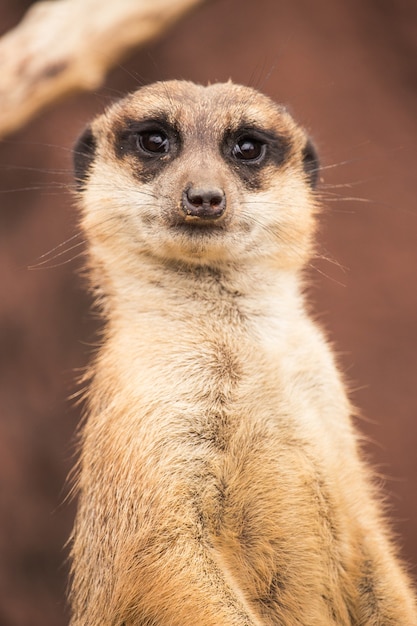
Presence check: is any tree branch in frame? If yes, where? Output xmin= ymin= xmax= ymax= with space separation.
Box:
xmin=0 ymin=0 xmax=206 ymax=137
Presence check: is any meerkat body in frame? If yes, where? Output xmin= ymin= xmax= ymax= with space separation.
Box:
xmin=70 ymin=81 xmax=416 ymax=625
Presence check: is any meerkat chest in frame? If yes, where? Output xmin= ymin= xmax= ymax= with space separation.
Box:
xmin=104 ymin=301 xmax=314 ymax=440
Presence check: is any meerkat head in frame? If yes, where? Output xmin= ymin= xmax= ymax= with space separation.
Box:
xmin=74 ymin=81 xmax=319 ymax=273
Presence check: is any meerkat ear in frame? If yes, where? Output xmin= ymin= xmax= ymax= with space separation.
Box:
xmin=302 ymin=138 xmax=319 ymax=188
xmin=73 ymin=124 xmax=96 ymax=190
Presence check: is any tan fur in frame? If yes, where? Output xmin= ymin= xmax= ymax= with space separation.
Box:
xmin=69 ymin=81 xmax=416 ymax=625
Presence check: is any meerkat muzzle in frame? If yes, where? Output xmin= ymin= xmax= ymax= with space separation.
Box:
xmin=181 ymin=185 xmax=226 ymax=221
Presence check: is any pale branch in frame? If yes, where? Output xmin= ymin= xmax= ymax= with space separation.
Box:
xmin=0 ymin=0 xmax=206 ymax=137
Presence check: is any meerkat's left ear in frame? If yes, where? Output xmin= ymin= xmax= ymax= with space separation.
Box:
xmin=73 ymin=124 xmax=96 ymax=191
xmin=302 ymin=138 xmax=319 ymax=188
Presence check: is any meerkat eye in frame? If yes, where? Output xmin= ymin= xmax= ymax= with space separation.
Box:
xmin=232 ymin=137 xmax=266 ymax=162
xmin=137 ymin=130 xmax=170 ymax=155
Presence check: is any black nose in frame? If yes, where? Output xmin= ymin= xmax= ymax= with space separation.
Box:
xmin=182 ymin=186 xmax=226 ymax=220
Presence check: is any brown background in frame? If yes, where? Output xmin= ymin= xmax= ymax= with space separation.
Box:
xmin=0 ymin=0 xmax=416 ymax=624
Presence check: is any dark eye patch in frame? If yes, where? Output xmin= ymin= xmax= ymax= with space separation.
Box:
xmin=223 ymin=126 xmax=291 ymax=190
xmin=114 ymin=117 xmax=180 ymax=182
xmin=115 ymin=118 xmax=178 ymax=157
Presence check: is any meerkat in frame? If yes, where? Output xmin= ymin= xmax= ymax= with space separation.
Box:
xmin=69 ymin=80 xmax=416 ymax=626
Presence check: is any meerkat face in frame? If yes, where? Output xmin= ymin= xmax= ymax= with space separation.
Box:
xmin=74 ymin=81 xmax=319 ymax=270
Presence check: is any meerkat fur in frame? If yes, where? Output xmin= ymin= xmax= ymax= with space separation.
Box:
xmin=69 ymin=80 xmax=417 ymax=625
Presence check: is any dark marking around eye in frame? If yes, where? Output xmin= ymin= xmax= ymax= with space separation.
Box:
xmin=115 ymin=117 xmax=178 ymax=158
xmin=73 ymin=124 xmax=96 ymax=191
xmin=223 ymin=126 xmax=291 ymax=191
xmin=302 ymin=138 xmax=319 ymax=188
xmin=114 ymin=117 xmax=180 ymax=183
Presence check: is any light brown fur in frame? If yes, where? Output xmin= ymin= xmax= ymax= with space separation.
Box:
xmin=69 ymin=81 xmax=416 ymax=625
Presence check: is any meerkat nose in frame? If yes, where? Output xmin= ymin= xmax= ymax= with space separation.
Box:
xmin=182 ymin=186 xmax=226 ymax=220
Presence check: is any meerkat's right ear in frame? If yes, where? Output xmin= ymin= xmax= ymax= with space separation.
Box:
xmin=302 ymin=138 xmax=320 ymax=189
xmin=73 ymin=125 xmax=96 ymax=190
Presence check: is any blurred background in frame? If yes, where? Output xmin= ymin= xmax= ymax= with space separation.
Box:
xmin=0 ymin=0 xmax=416 ymax=623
